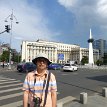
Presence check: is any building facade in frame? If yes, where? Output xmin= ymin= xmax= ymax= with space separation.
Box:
xmin=93 ymin=39 xmax=107 ymax=61
xmin=80 ymin=48 xmax=99 ymax=63
xmin=21 ymin=39 xmax=80 ymax=64
xmin=21 ymin=39 xmax=99 ymax=64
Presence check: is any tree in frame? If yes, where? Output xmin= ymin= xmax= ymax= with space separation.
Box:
xmin=0 ymin=51 xmax=9 ymax=62
xmin=102 ymin=53 xmax=107 ymax=65
xmin=12 ymin=54 xmax=21 ymax=63
xmin=96 ymin=60 xmax=103 ymax=66
xmin=81 ymin=56 xmax=88 ymax=65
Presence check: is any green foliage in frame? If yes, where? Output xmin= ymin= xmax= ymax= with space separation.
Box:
xmin=0 ymin=51 xmax=9 ymax=62
xmin=11 ymin=54 xmax=21 ymax=63
xmin=81 ymin=56 xmax=88 ymax=65
xmin=22 ymin=59 xmax=26 ymax=62
xmin=96 ymin=60 xmax=103 ymax=66
xmin=0 ymin=50 xmax=21 ymax=63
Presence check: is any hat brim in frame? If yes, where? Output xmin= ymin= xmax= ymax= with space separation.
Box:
xmin=32 ymin=57 xmax=51 ymax=65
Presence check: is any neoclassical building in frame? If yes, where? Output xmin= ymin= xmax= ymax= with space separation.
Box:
xmin=21 ymin=39 xmax=99 ymax=64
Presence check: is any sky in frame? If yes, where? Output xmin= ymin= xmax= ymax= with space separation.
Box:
xmin=0 ymin=0 xmax=107 ymax=52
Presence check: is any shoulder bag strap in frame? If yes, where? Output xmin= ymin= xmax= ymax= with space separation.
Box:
xmin=43 ymin=71 xmax=51 ymax=107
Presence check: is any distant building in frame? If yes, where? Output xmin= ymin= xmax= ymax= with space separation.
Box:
xmin=21 ymin=39 xmax=99 ymax=64
xmin=93 ymin=39 xmax=107 ymax=61
xmin=0 ymin=43 xmax=10 ymax=55
xmin=80 ymin=48 xmax=99 ymax=63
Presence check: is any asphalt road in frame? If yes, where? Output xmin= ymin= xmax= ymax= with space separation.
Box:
xmin=0 ymin=67 xmax=107 ymax=106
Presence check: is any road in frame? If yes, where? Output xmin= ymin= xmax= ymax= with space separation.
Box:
xmin=0 ymin=67 xmax=107 ymax=106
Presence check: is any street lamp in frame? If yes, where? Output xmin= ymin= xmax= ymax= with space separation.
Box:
xmin=5 ymin=9 xmax=19 ymax=69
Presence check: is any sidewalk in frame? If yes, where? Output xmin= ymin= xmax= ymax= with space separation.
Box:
xmin=78 ymin=65 xmax=107 ymax=70
xmin=0 ymin=66 xmax=16 ymax=72
xmin=57 ymin=94 xmax=107 ymax=107
xmin=69 ymin=94 xmax=107 ymax=107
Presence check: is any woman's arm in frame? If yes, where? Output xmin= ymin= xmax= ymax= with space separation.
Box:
xmin=51 ymin=91 xmax=57 ymax=107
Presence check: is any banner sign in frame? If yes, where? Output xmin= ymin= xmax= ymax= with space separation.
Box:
xmin=58 ymin=53 xmax=64 ymax=60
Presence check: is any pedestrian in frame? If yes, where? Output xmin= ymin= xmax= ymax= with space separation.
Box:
xmin=22 ymin=53 xmax=57 ymax=107
xmin=2 ymin=61 xmax=4 ymax=68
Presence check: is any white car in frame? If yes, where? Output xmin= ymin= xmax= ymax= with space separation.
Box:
xmin=62 ymin=63 xmax=78 ymax=71
xmin=0 ymin=62 xmax=9 ymax=66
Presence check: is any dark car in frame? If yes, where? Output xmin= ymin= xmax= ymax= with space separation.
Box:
xmin=17 ymin=62 xmax=36 ymax=72
xmin=17 ymin=63 xmax=25 ymax=72
xmin=48 ymin=63 xmax=63 ymax=70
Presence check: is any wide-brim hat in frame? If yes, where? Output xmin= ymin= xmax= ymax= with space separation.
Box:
xmin=32 ymin=53 xmax=51 ymax=65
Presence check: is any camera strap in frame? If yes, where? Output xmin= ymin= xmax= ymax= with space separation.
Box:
xmin=43 ymin=71 xmax=51 ymax=107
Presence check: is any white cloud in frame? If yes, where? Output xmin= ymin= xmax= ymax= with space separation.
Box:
xmin=57 ymin=0 xmax=107 ymax=40
xmin=0 ymin=0 xmax=58 ymax=51
xmin=1 ymin=0 xmax=107 ymax=51
xmin=97 ymin=0 xmax=107 ymax=18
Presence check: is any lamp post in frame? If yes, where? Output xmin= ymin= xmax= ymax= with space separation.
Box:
xmin=5 ymin=9 xmax=19 ymax=69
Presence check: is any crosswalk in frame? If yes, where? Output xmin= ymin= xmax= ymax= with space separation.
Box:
xmin=0 ymin=75 xmax=60 ymax=107
xmin=0 ymin=75 xmax=23 ymax=107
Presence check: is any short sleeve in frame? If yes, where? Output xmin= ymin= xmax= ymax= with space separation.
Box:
xmin=50 ymin=73 xmax=57 ymax=92
xmin=22 ymin=74 xmax=30 ymax=91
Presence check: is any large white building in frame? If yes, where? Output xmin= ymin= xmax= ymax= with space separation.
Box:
xmin=21 ymin=39 xmax=99 ymax=64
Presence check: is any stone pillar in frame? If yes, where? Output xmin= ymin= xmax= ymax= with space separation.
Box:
xmin=102 ymin=87 xmax=107 ymax=97
xmin=80 ymin=92 xmax=88 ymax=104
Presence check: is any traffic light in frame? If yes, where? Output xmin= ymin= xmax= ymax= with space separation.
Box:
xmin=5 ymin=25 xmax=10 ymax=33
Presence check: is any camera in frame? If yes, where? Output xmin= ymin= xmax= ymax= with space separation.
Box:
xmin=33 ymin=97 xmax=42 ymax=107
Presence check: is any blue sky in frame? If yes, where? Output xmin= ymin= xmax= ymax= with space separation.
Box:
xmin=0 ymin=0 xmax=107 ymax=52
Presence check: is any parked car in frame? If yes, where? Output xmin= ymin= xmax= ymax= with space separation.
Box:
xmin=48 ymin=63 xmax=63 ymax=70
xmin=0 ymin=62 xmax=9 ymax=66
xmin=17 ymin=62 xmax=36 ymax=72
xmin=62 ymin=63 xmax=78 ymax=72
xmin=17 ymin=63 xmax=24 ymax=72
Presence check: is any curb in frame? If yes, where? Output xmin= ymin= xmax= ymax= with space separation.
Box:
xmin=57 ymin=96 xmax=76 ymax=107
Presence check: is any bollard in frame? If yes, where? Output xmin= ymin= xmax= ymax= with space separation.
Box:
xmin=102 ymin=87 xmax=107 ymax=97
xmin=80 ymin=92 xmax=88 ymax=104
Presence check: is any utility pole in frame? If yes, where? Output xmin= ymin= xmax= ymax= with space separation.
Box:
xmin=5 ymin=9 xmax=19 ymax=69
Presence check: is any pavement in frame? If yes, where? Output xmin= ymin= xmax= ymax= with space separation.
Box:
xmin=79 ymin=65 xmax=107 ymax=70
xmin=57 ymin=93 xmax=107 ymax=107
xmin=0 ymin=66 xmax=16 ymax=72
xmin=69 ymin=94 xmax=107 ymax=107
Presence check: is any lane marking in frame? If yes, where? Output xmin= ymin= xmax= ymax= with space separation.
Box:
xmin=0 ymin=92 xmax=23 ymax=100
xmin=0 ymin=81 xmax=21 ymax=85
xmin=0 ymin=87 xmax=22 ymax=94
xmin=0 ymin=83 xmax=23 ymax=89
xmin=0 ymin=101 xmax=23 ymax=107
xmin=0 ymin=76 xmax=19 ymax=80
xmin=0 ymin=77 xmax=17 ymax=80
xmin=0 ymin=80 xmax=13 ymax=82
